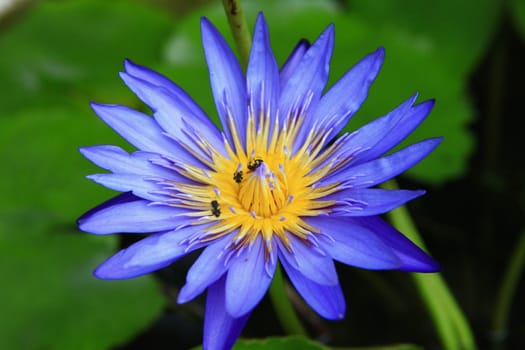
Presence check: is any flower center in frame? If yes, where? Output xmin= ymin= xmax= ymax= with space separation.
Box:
xmin=168 ymin=113 xmax=343 ymax=250
xmin=238 ymin=161 xmax=286 ymax=217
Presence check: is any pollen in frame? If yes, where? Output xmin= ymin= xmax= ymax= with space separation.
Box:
xmin=169 ymin=110 xmax=340 ymax=251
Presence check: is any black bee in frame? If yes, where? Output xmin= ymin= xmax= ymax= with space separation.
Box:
xmin=233 ymin=170 xmax=244 ymax=183
xmin=211 ymin=200 xmax=221 ymax=217
xmin=247 ymin=158 xmax=263 ymax=171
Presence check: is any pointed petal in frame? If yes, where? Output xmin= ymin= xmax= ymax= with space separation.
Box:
xmin=203 ymin=276 xmax=250 ymax=350
xmin=90 ymin=103 xmax=182 ymax=156
xmin=326 ymin=188 xmax=425 ymax=216
xmin=279 ymin=24 xmax=334 ymax=129
xmin=280 ymin=258 xmax=345 ymax=320
xmin=123 ymin=59 xmax=211 ymax=127
xmin=79 ymin=145 xmax=179 ymax=180
xmin=119 ymin=72 xmax=225 ymax=158
xmin=226 ymin=236 xmax=277 ymax=317
xmin=78 ymin=198 xmax=187 ymax=234
xmin=354 ymin=216 xmax=440 ymax=272
xmin=177 ymin=235 xmax=234 ymax=303
xmin=313 ymin=47 xmax=384 ymax=141
xmin=320 ymin=138 xmax=443 ymax=188
xmin=349 ymin=96 xmax=434 ymax=166
xmin=201 ymin=17 xmax=247 ymax=147
xmin=247 ymin=13 xmax=279 ymax=131
xmin=94 ymin=226 xmax=201 ymax=279
xmin=305 ymin=216 xmax=402 ymax=269
xmin=86 ymin=173 xmax=167 ymax=202
xmin=277 ymin=235 xmax=339 ymax=285
xmin=280 ymin=39 xmax=310 ymax=88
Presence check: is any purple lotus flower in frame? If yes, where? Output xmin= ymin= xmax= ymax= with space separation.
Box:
xmin=79 ymin=13 xmax=440 ymax=350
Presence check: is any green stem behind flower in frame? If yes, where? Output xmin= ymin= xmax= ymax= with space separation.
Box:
xmin=383 ymin=180 xmax=477 ymax=350
xmin=491 ymin=228 xmax=525 ymax=350
xmin=221 ymin=0 xmax=251 ymax=71
xmin=269 ymin=264 xmax=308 ymax=336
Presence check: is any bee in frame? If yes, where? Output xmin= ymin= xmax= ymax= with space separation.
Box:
xmin=247 ymin=158 xmax=263 ymax=171
xmin=233 ymin=170 xmax=244 ymax=183
xmin=211 ymin=200 xmax=221 ymax=218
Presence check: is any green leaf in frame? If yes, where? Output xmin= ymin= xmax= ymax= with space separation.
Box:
xmin=0 ymin=0 xmax=173 ymax=115
xmin=192 ymin=336 xmax=421 ymax=350
xmin=0 ymin=105 xmax=164 ymax=349
xmin=511 ymin=0 xmax=525 ymax=40
xmin=234 ymin=336 xmax=326 ymax=350
xmin=0 ymin=106 xmax=126 ymax=219
xmin=0 ymin=207 xmax=164 ymax=350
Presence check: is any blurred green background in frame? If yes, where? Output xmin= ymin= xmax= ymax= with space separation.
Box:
xmin=1 ymin=0 xmax=524 ymax=349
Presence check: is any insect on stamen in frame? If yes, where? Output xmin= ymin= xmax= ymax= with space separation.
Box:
xmin=210 ymin=200 xmax=221 ymax=217
xmin=233 ymin=170 xmax=244 ymax=183
xmin=247 ymin=158 xmax=263 ymax=171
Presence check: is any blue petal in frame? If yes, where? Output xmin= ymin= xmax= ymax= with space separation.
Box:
xmin=177 ymin=235 xmax=234 ymax=303
xmin=278 ymin=24 xmax=334 ymax=133
xmin=123 ymin=59 xmax=211 ymax=127
xmin=94 ymin=226 xmax=201 ymax=279
xmin=247 ymin=13 xmax=279 ymax=134
xmin=79 ymin=145 xmax=180 ymax=180
xmin=90 ymin=103 xmax=183 ymax=156
xmin=78 ymin=198 xmax=187 ymax=234
xmin=348 ymin=96 xmax=434 ymax=166
xmin=203 ymin=276 xmax=250 ymax=350
xmin=277 ymin=235 xmax=339 ymax=286
xmin=326 ymin=188 xmax=425 ymax=216
xmin=86 ymin=173 xmax=167 ymax=202
xmin=353 ymin=216 xmax=440 ymax=272
xmin=312 ymin=47 xmax=384 ymax=142
xmin=226 ymin=236 xmax=277 ymax=317
xmin=305 ymin=216 xmax=402 ymax=269
xmin=201 ymin=17 xmax=247 ymax=148
xmin=319 ymin=137 xmax=443 ymax=188
xmin=280 ymin=257 xmax=345 ymax=320
xmin=280 ymin=39 xmax=310 ymax=88
xmin=119 ymin=72 xmax=226 ymax=158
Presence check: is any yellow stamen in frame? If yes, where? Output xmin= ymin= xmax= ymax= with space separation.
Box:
xmin=170 ymin=110 xmax=336 ymax=251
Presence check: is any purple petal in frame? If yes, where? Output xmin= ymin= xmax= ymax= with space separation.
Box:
xmin=78 ymin=198 xmax=187 ymax=234
xmin=280 ymin=257 xmax=345 ymax=320
xmin=226 ymin=236 xmax=277 ymax=317
xmin=277 ymin=235 xmax=339 ymax=285
xmin=203 ymin=276 xmax=250 ymax=350
xmin=201 ymin=17 xmax=247 ymax=147
xmin=354 ymin=216 xmax=440 ymax=272
xmin=319 ymin=137 xmax=443 ymax=188
xmin=119 ymin=72 xmax=225 ymax=158
xmin=349 ymin=96 xmax=435 ymax=166
xmin=326 ymin=188 xmax=425 ymax=216
xmin=79 ymin=145 xmax=180 ymax=180
xmin=78 ymin=192 xmax=139 ymax=225
xmin=94 ymin=226 xmax=201 ymax=279
xmin=312 ymin=47 xmax=384 ymax=141
xmin=280 ymin=39 xmax=310 ymax=88
xmin=90 ymin=103 xmax=183 ymax=156
xmin=123 ymin=59 xmax=211 ymax=127
xmin=247 ymin=13 xmax=279 ymax=133
xmin=279 ymin=24 xmax=334 ymax=133
xmin=305 ymin=216 xmax=402 ymax=269
xmin=177 ymin=235 xmax=234 ymax=303
xmin=86 ymin=173 xmax=167 ymax=202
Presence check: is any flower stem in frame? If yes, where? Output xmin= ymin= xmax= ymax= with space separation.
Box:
xmin=383 ymin=179 xmax=477 ymax=350
xmin=491 ymin=227 xmax=525 ymax=349
xmin=269 ymin=263 xmax=308 ymax=336
xmin=221 ymin=0 xmax=251 ymax=70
